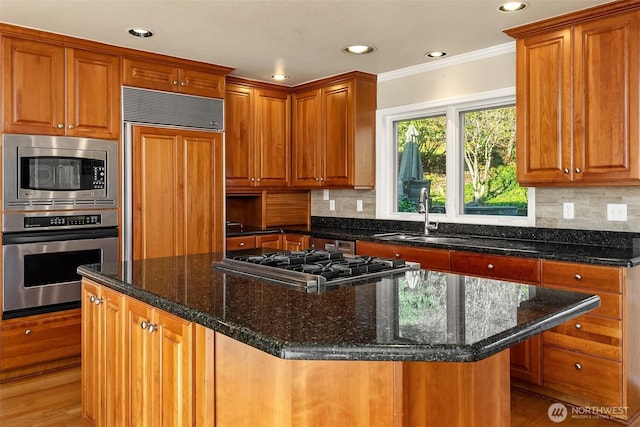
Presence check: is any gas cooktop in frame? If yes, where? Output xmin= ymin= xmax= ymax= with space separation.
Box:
xmin=212 ymin=249 xmax=419 ymax=291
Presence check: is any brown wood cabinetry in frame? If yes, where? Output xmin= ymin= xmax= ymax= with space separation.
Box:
xmin=539 ymin=260 xmax=640 ymax=419
xmin=450 ymin=252 xmax=540 ymax=284
xmin=292 ymin=73 xmax=376 ymax=189
xmin=132 ymin=126 xmax=224 ymax=260
xmin=506 ymin=5 xmax=640 ymax=186
xmin=225 ymin=79 xmax=291 ymax=188
xmin=2 ymin=37 xmax=120 ymax=138
xmin=356 ymin=240 xmax=451 ymax=272
xmin=123 ymin=57 xmax=225 ymax=98
xmin=0 ymin=309 xmax=81 ymax=372
xmin=226 ymin=233 xmax=283 ymax=251
xmin=283 ymin=234 xmax=309 ymax=251
xmin=81 ymin=281 xmax=125 ymax=426
xmin=256 ymin=233 xmax=282 ymax=249
xmin=226 ymin=235 xmax=257 ymax=251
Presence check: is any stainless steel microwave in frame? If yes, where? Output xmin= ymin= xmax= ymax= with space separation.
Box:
xmin=2 ymin=134 xmax=118 ymax=210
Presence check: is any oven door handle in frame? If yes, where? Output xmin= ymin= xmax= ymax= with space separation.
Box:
xmin=2 ymin=227 xmax=118 ymax=245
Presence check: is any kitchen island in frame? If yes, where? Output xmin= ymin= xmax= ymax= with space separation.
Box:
xmin=78 ymin=253 xmax=599 ymax=426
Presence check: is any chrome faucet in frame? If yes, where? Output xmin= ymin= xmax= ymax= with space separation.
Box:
xmin=418 ymin=187 xmax=439 ymax=235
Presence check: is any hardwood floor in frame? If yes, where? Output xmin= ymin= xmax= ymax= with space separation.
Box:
xmin=0 ymin=367 xmax=637 ymax=426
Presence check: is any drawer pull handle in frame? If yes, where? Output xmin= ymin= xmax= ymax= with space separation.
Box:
xmin=575 ymin=363 xmax=582 ymax=370
xmin=563 ymin=168 xmax=569 ymax=174
xmin=575 ymin=323 xmax=582 ymax=329
xmin=487 ymin=264 xmax=494 ymax=270
xmin=395 ymin=253 xmax=401 ymax=258
xmin=239 ymin=242 xmax=245 ymax=247
xmin=575 ymin=274 xmax=582 ymax=280
xmin=24 ymin=329 xmax=32 ymax=336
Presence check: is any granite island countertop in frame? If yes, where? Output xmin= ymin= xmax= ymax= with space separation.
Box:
xmin=78 ymin=253 xmax=600 ymax=362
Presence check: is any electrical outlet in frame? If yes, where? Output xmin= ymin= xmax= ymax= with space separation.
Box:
xmin=323 ymin=189 xmax=329 ymax=201
xmin=356 ymin=200 xmax=363 ymax=212
xmin=329 ymin=200 xmax=336 ymax=211
xmin=563 ymin=202 xmax=574 ymax=219
xmin=607 ymin=203 xmax=627 ymax=221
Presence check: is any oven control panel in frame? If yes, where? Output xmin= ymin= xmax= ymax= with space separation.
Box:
xmin=24 ymin=214 xmax=102 ymax=228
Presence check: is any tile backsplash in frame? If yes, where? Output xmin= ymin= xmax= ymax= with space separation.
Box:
xmin=312 ymin=187 xmax=640 ymax=232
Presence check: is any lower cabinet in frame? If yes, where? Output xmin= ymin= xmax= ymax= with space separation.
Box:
xmin=81 ymin=279 xmax=213 ymax=426
xmin=283 ymin=233 xmax=309 ymax=251
xmin=256 ymin=233 xmax=282 ymax=249
xmin=226 ymin=233 xmax=284 ymax=251
xmin=0 ymin=308 xmax=81 ymax=375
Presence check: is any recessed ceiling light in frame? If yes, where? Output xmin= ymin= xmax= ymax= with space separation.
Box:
xmin=271 ymin=74 xmax=289 ymax=81
xmin=498 ymin=1 xmax=529 ymax=12
xmin=343 ymin=45 xmax=375 ymax=55
xmin=128 ymin=28 xmax=154 ymax=38
xmin=425 ymin=51 xmax=447 ymax=58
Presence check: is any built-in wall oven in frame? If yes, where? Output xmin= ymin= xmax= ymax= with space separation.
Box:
xmin=1 ymin=134 xmax=119 ymax=319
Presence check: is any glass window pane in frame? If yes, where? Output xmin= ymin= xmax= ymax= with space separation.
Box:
xmin=461 ymin=105 xmax=527 ymax=216
xmin=395 ymin=116 xmax=447 ymax=213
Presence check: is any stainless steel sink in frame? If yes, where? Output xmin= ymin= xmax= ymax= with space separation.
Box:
xmin=371 ymin=232 xmax=539 ymax=253
xmin=372 ymin=232 xmax=465 ymax=244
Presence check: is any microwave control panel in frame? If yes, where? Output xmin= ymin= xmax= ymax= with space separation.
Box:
xmin=24 ymin=214 xmax=102 ymax=228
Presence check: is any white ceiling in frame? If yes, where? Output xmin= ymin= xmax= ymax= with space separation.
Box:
xmin=0 ymin=0 xmax=612 ymax=86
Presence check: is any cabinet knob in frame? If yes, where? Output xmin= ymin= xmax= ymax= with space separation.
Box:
xmin=575 ymin=167 xmax=582 ymax=174
xmin=563 ymin=168 xmax=570 ymax=174
xmin=395 ymin=253 xmax=401 ymax=258
xmin=487 ymin=263 xmax=494 ymax=270
xmin=89 ymin=295 xmax=102 ymax=305
xmin=256 ymin=178 xmax=261 ymax=182
xmin=575 ymin=322 xmax=582 ymax=329
xmin=180 ymin=81 xmax=187 ymax=86
xmin=250 ymin=178 xmax=255 ymax=182
xmin=239 ymin=242 xmax=245 ymax=247
xmin=172 ymin=80 xmax=179 ymax=85
xmin=141 ymin=320 xmax=149 ymax=330
xmin=68 ymin=124 xmax=74 ymax=129
xmin=315 ymin=177 xmax=320 ymax=181
xmin=24 ymin=329 xmax=32 ymax=336
xmin=320 ymin=177 xmax=324 ymax=181
xmin=57 ymin=123 xmax=65 ymax=129
xmin=147 ymin=323 xmax=157 ymax=333
xmin=575 ymin=362 xmax=582 ymax=370
xmin=574 ymin=273 xmax=582 ymax=280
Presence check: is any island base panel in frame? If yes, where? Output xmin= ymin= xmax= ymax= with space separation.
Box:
xmin=214 ymin=332 xmax=510 ymax=427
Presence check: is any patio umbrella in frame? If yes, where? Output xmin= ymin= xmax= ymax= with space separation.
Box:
xmin=397 ymin=124 xmax=424 ymax=197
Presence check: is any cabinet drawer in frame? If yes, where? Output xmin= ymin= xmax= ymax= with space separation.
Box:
xmin=544 ymin=283 xmax=621 ymax=319
xmin=543 ymin=314 xmax=621 ymax=361
xmin=226 ymin=236 xmax=257 ymax=251
xmin=1 ymin=309 xmax=81 ymax=370
xmin=542 ymin=260 xmax=621 ymax=293
xmin=357 ymin=241 xmax=451 ymax=272
xmin=451 ymin=252 xmax=540 ymax=284
xmin=543 ymin=346 xmax=622 ymax=406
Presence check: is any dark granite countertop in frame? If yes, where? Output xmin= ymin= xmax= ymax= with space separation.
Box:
xmin=78 ymin=253 xmax=599 ymax=362
xmin=228 ymin=217 xmax=640 ymax=267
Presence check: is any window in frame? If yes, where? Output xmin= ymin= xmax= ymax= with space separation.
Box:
xmin=376 ymin=88 xmax=534 ymax=226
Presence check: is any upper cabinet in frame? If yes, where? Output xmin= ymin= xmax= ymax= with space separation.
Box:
xmin=123 ymin=57 xmax=225 ymax=99
xmin=292 ymin=73 xmax=377 ymax=189
xmin=506 ymin=3 xmax=640 ymax=186
xmin=225 ymin=79 xmax=291 ymax=188
xmin=2 ymin=37 xmax=121 ymax=139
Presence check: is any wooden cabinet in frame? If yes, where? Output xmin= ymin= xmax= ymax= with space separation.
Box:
xmin=0 ymin=309 xmax=81 ymax=371
xmin=506 ymin=6 xmax=640 ymax=186
xmin=283 ymin=234 xmax=309 ymax=251
xmin=356 ymin=240 xmax=451 ymax=272
xmin=292 ymin=73 xmax=376 ymax=189
xmin=123 ymin=57 xmax=225 ymax=98
xmin=450 ymin=252 xmax=540 ymax=284
xmin=2 ymin=37 xmax=120 ymax=138
xmin=226 ymin=235 xmax=257 ymax=251
xmin=256 ymin=233 xmax=282 ymax=249
xmin=225 ymin=80 xmax=291 ymax=188
xmin=132 ymin=126 xmax=224 ymax=260
xmin=82 ymin=280 xmax=126 ymax=426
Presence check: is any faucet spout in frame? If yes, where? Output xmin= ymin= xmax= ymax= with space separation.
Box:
xmin=418 ymin=187 xmax=439 ymax=235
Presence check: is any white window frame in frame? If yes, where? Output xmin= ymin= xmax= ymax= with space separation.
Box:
xmin=376 ymin=87 xmax=535 ymax=227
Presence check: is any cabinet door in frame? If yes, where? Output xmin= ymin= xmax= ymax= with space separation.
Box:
xmin=126 ymin=298 xmax=160 ymax=427
xmin=292 ymin=89 xmax=322 ymax=187
xmin=2 ymin=37 xmax=65 ymax=134
xmin=573 ymin=11 xmax=640 ymax=182
xmin=226 ymin=235 xmax=257 ymax=251
xmin=102 ymin=287 xmax=126 ymax=426
xmin=132 ymin=126 xmax=224 ymax=259
xmin=122 ymin=57 xmax=179 ymax=92
xmin=82 ymin=282 xmax=104 ymax=426
xmin=256 ymin=233 xmax=282 ymax=249
xmin=157 ymin=310 xmax=194 ymax=426
xmin=225 ymin=85 xmax=255 ymax=187
xmin=322 ymin=82 xmax=351 ymax=187
xmin=178 ymin=67 xmax=224 ymax=98
xmin=515 ymin=29 xmax=572 ymax=185
xmin=255 ymin=88 xmax=291 ymax=187
xmin=283 ymin=234 xmax=309 ymax=251
xmin=66 ymin=48 xmax=120 ymax=139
